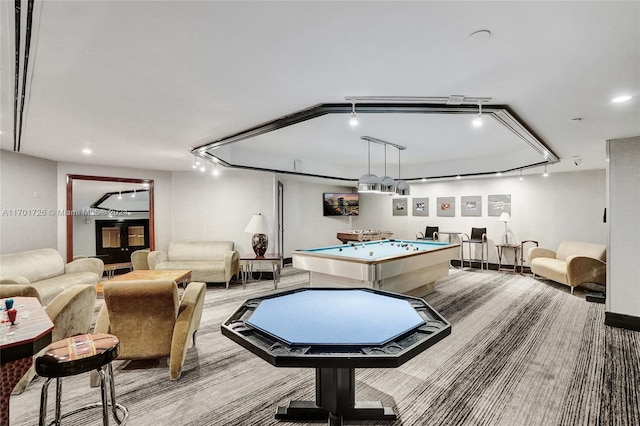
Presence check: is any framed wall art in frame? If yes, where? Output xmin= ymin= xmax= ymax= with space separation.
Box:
xmin=392 ymin=197 xmax=408 ymax=216
xmin=461 ymin=195 xmax=482 ymax=217
xmin=412 ymin=197 xmax=429 ymax=216
xmin=437 ymin=197 xmax=455 ymax=217
xmin=488 ymin=194 xmax=511 ymax=216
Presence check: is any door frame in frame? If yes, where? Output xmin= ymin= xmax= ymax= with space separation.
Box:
xmin=66 ymin=174 xmax=155 ymax=261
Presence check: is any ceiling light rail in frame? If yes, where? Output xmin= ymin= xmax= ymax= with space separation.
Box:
xmin=345 ymin=95 xmax=492 ymax=105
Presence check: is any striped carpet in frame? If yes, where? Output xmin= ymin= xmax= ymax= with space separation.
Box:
xmin=9 ymin=267 xmax=640 ymax=425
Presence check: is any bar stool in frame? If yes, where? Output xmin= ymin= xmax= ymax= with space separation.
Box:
xmin=36 ymin=333 xmax=128 ymax=426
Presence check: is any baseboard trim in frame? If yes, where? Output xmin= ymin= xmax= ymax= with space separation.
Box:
xmin=605 ymin=311 xmax=640 ymax=332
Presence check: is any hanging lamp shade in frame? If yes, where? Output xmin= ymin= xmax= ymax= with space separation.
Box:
xmin=357 ymin=140 xmax=381 ymax=193
xmin=396 ymin=179 xmax=410 ymax=195
xmin=380 ymin=175 xmax=396 ymax=194
xmin=395 ymin=147 xmax=410 ymax=195
xmin=358 ymin=173 xmax=382 ymax=192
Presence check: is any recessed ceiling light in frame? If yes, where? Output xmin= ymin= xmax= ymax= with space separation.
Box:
xmin=82 ymin=148 xmax=92 ymax=155
xmin=611 ymin=95 xmax=632 ymax=103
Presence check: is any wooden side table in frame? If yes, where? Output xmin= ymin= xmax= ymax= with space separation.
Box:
xmin=496 ymin=244 xmax=520 ymax=273
xmin=239 ymin=253 xmax=282 ymax=289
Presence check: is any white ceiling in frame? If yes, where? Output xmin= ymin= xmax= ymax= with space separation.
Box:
xmin=1 ymin=1 xmax=638 ymax=181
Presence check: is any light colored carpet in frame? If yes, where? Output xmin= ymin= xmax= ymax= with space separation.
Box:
xmin=9 ymin=267 xmax=639 ymax=425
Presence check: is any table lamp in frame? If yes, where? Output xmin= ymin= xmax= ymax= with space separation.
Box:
xmin=499 ymin=212 xmax=511 ymax=244
xmin=245 ymin=213 xmax=271 ymax=257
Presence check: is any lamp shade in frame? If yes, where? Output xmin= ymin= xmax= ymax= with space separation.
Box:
xmin=244 ymin=213 xmax=271 ymax=234
xmin=357 ymin=173 xmax=382 ymax=193
xmin=498 ymin=212 xmax=511 ymax=222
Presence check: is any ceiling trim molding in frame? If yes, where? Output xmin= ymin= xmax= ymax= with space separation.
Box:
xmin=192 ymin=102 xmax=559 ymax=181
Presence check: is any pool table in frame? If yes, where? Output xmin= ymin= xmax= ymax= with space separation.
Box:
xmin=292 ymin=239 xmax=459 ymax=295
xmin=221 ymin=288 xmax=451 ymax=426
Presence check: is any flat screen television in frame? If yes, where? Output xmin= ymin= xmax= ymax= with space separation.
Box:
xmin=323 ymin=192 xmax=359 ymax=216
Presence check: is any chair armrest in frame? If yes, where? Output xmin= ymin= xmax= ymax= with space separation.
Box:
xmin=416 ymin=231 xmax=424 ymax=239
xmin=45 ymin=285 xmax=97 ymax=341
xmin=528 ymin=247 xmax=557 ymax=261
xmin=65 ymin=257 xmax=104 ymax=278
xmin=170 ymin=281 xmax=207 ymax=380
xmin=567 ymin=256 xmax=607 ymax=287
xmin=148 ymin=251 xmax=168 ymax=269
xmin=225 ymin=251 xmax=240 ymax=276
xmin=461 ymin=233 xmax=470 ymax=241
xmin=0 ymin=284 xmax=41 ymax=302
xmin=0 ymin=276 xmax=31 ymax=285
xmin=94 ymin=303 xmax=111 ymax=334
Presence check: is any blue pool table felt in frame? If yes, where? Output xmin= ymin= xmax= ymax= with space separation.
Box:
xmin=246 ymin=289 xmax=425 ymax=346
xmin=301 ymin=239 xmax=450 ymax=261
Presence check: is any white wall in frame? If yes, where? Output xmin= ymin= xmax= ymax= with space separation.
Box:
xmin=0 ymin=151 xmax=607 ymax=275
xmin=0 ymin=150 xmax=57 ymax=253
xmin=170 ymin=167 xmax=606 ymax=267
xmin=607 ymin=136 xmax=640 ymax=318
xmin=171 ymin=168 xmax=275 ymax=254
xmin=355 ymin=170 xmax=606 ymax=264
xmin=56 ymin=162 xmax=172 ymax=261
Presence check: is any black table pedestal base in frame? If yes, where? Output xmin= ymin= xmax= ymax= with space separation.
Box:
xmin=275 ymin=367 xmax=396 ymax=426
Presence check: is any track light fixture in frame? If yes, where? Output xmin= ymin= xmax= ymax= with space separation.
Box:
xmin=118 ymin=191 xmax=122 ymax=200
xmin=519 ymin=169 xmax=524 ymax=181
xmin=349 ymin=101 xmax=358 ymax=126
xmin=192 ymin=154 xmax=200 ymax=169
xmin=472 ymin=101 xmax=484 ymax=127
xmin=131 ymin=189 xmax=136 ymax=198
xmin=543 ymin=164 xmax=548 ymax=177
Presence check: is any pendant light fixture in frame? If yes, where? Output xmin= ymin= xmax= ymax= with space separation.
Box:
xmin=357 ymin=140 xmax=381 ymax=192
xmin=396 ymin=148 xmax=410 ymax=195
xmin=379 ymin=144 xmax=396 ymax=194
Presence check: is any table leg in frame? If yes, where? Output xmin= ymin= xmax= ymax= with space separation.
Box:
xmin=275 ymin=367 xmax=396 ymax=424
xmin=0 ymin=357 xmax=33 ymax=426
xmin=272 ymin=262 xmax=280 ymax=290
xmin=241 ymin=263 xmax=247 ymax=289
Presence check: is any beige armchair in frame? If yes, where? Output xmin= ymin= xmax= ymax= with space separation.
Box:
xmin=11 ymin=284 xmax=97 ymax=394
xmin=91 ymin=279 xmax=206 ymax=384
xmin=528 ymin=240 xmax=606 ymax=294
xmin=130 ymin=248 xmax=150 ymax=270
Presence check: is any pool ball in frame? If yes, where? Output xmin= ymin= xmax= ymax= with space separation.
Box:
xmin=369 ymin=251 xmax=373 ymax=256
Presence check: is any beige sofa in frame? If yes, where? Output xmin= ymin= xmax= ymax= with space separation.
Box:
xmin=148 ymin=241 xmax=239 ymax=288
xmin=0 ymin=248 xmax=104 ymax=305
xmin=528 ymin=241 xmax=606 ymax=294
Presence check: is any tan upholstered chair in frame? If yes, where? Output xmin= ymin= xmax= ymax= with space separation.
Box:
xmin=130 ymin=249 xmax=150 ymax=270
xmin=91 ymin=279 xmax=206 ymax=384
xmin=11 ymin=284 xmax=97 ymax=394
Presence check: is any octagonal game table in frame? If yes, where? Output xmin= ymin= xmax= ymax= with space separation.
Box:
xmin=221 ymin=288 xmax=450 ymax=426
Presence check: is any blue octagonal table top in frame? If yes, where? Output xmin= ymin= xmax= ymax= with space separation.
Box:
xmin=246 ymin=289 xmax=426 ymax=346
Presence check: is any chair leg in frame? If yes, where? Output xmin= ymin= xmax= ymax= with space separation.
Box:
xmin=39 ymin=377 xmax=53 ymax=426
xmin=55 ymin=378 xmax=62 ymax=425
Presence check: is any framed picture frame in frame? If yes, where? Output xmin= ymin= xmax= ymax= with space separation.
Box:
xmin=412 ymin=197 xmax=429 ymax=216
xmin=488 ymin=194 xmax=511 ymax=216
xmin=437 ymin=197 xmax=455 ymax=217
xmin=461 ymin=195 xmax=482 ymax=217
xmin=392 ymin=198 xmax=408 ymax=216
